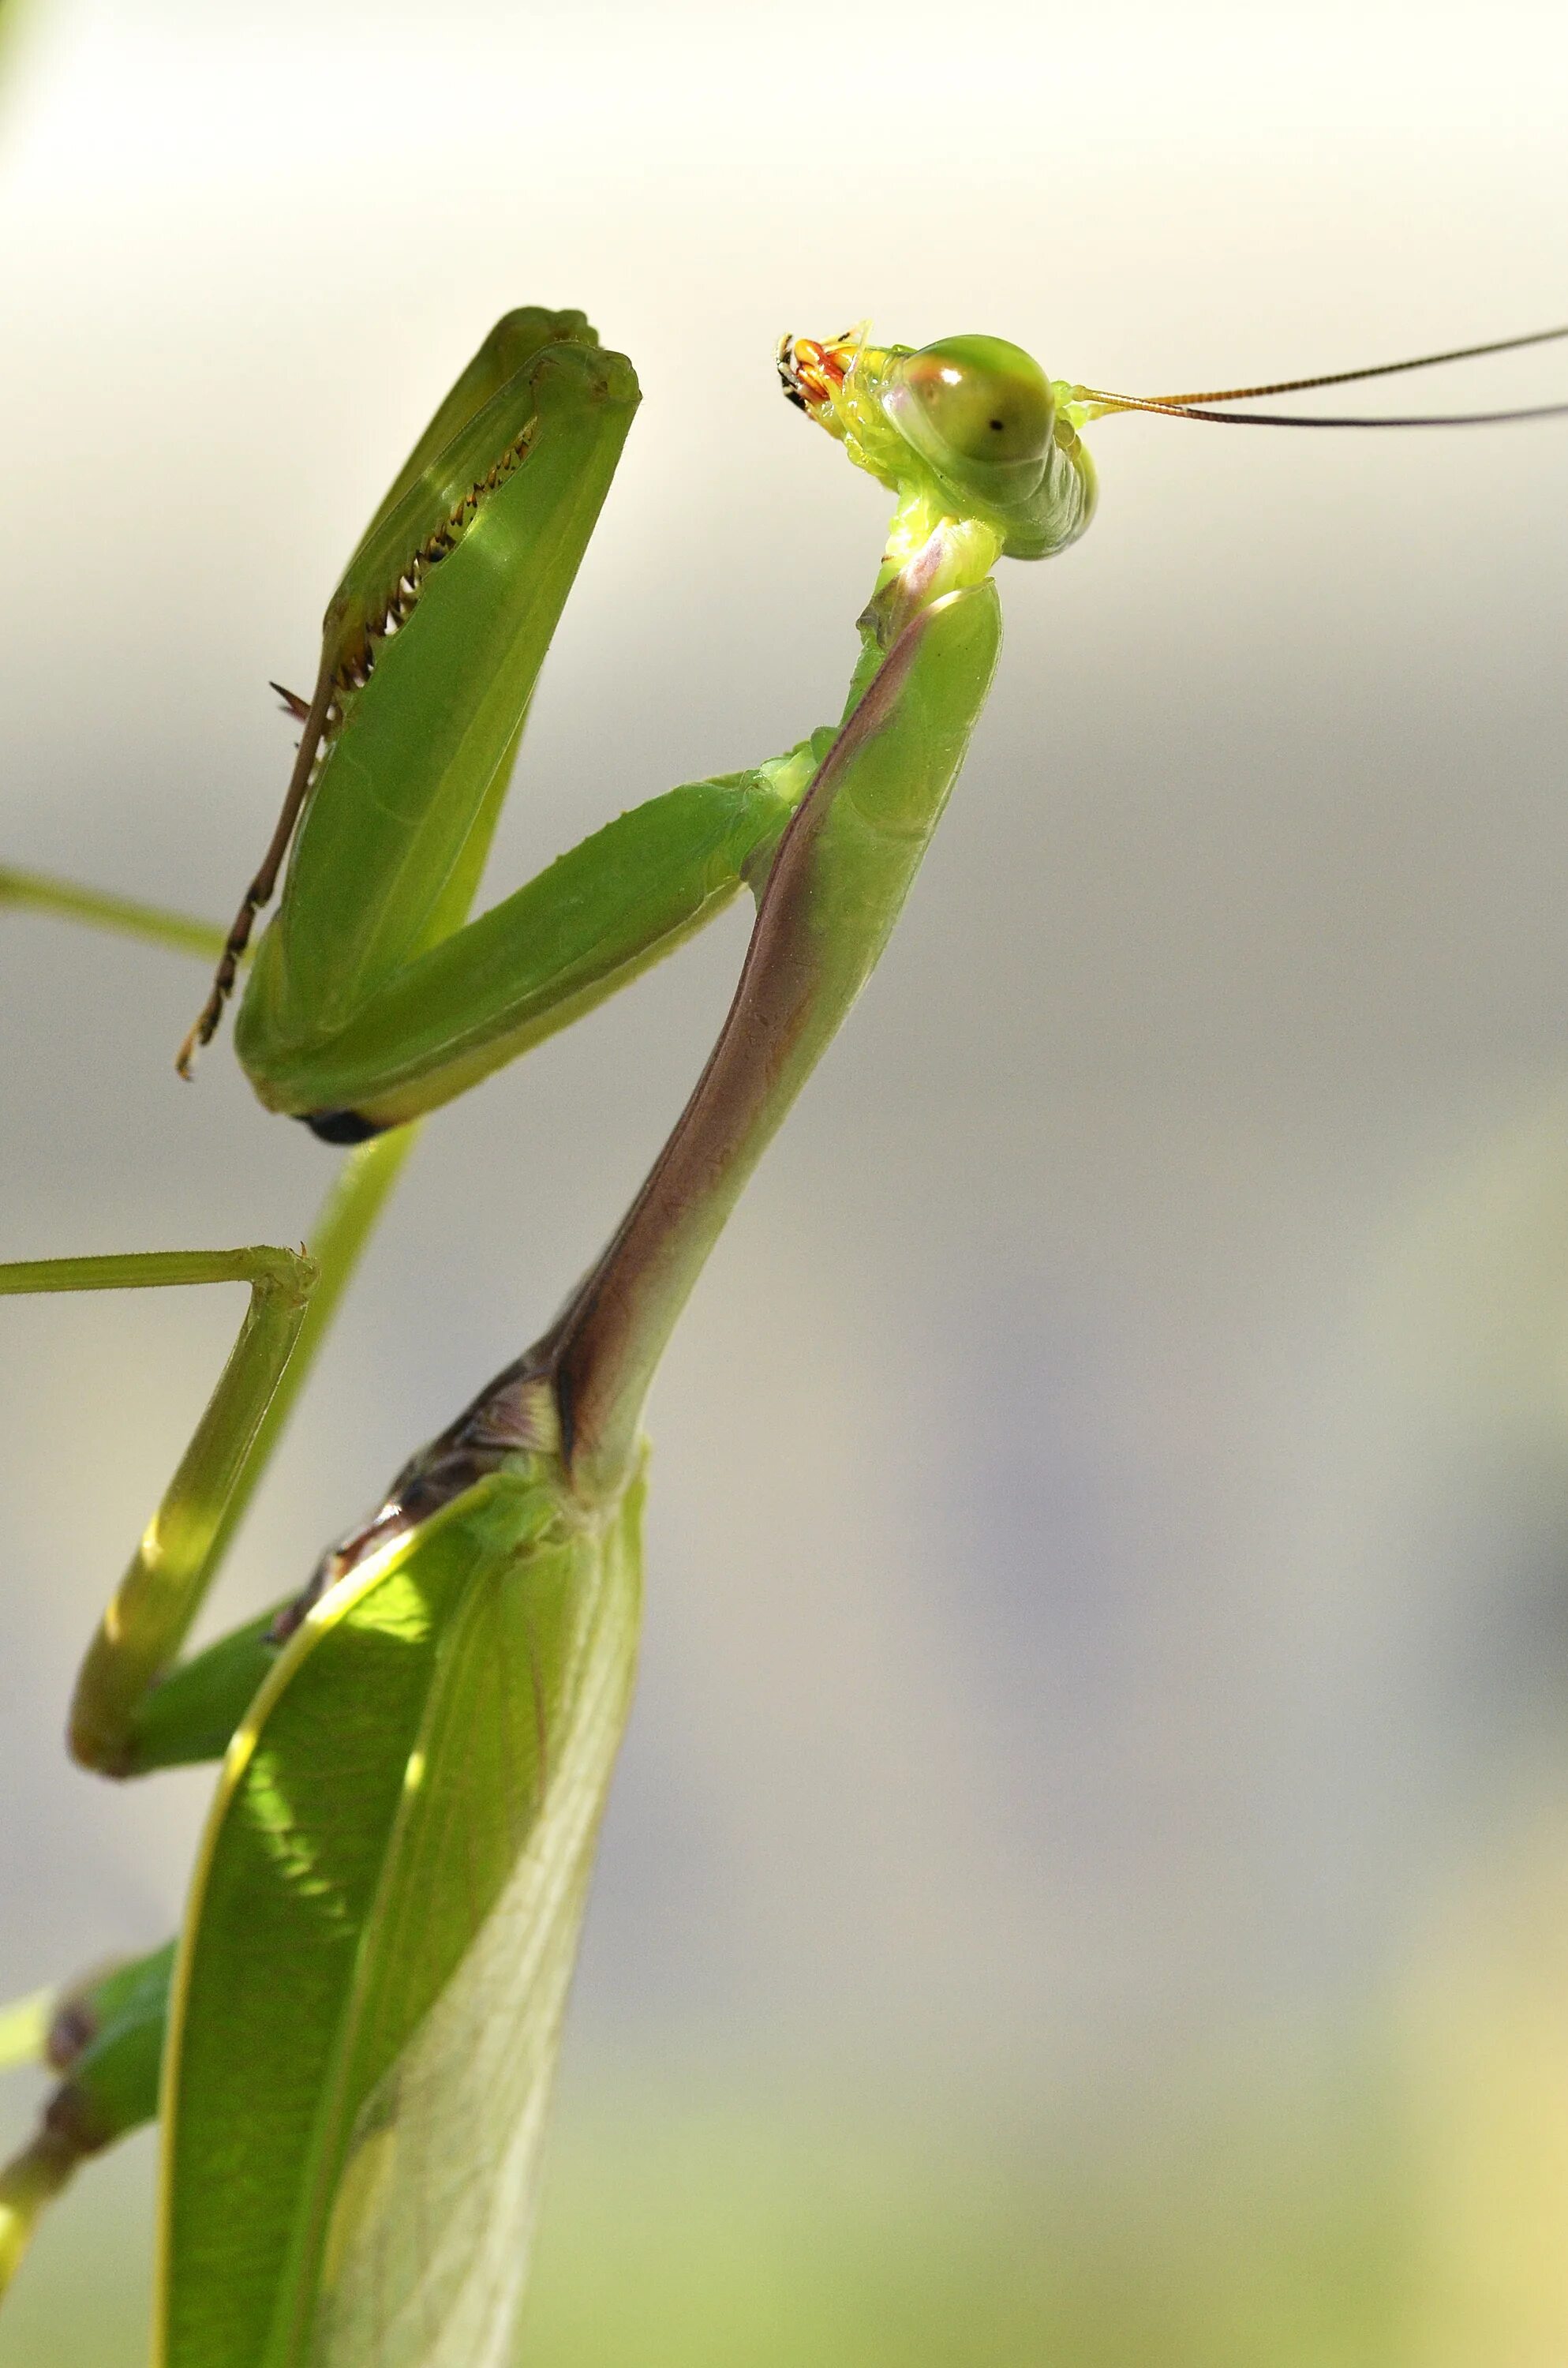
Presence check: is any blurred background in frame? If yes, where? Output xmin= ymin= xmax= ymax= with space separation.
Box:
xmin=1 ymin=0 xmax=1567 ymax=2357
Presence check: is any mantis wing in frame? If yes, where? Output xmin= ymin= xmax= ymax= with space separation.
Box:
xmin=159 ymin=1459 xmax=643 ymax=2368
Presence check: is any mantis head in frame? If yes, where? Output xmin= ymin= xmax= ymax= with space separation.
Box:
xmin=781 ymin=316 xmax=1568 ymax=583
xmin=778 ymin=324 xmax=1097 ymax=564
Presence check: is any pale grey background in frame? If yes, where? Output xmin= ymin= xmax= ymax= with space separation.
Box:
xmin=1 ymin=0 xmax=1567 ymax=2348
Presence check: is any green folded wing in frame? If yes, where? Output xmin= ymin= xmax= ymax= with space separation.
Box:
xmin=159 ymin=1457 xmax=644 ymax=2368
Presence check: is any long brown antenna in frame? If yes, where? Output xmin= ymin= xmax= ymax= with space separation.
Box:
xmin=1123 ymin=321 xmax=1568 ymax=408
xmin=1076 ymin=393 xmax=1568 ymax=429
xmin=1075 ymin=321 xmax=1568 ymax=427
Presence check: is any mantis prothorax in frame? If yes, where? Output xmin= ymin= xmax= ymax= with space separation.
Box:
xmin=2 ymin=307 xmax=1563 ymax=2367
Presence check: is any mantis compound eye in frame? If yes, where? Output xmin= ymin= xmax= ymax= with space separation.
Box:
xmin=881 ymin=335 xmax=1056 ymax=498
xmin=780 ymin=320 xmax=1094 ymax=561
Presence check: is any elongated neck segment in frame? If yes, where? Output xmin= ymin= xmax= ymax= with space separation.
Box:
xmin=841 ymin=507 xmax=1001 ymax=723
xmin=542 ymin=522 xmax=1002 ymax=1501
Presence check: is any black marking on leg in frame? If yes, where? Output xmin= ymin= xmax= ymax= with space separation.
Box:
xmin=298 ymin=1107 xmax=392 ymax=1145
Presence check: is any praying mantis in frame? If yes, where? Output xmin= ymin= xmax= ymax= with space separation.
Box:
xmin=0 ymin=302 xmax=1564 ymax=2367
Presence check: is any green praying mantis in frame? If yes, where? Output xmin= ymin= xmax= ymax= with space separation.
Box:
xmin=1 ymin=302 xmax=1565 ymax=2367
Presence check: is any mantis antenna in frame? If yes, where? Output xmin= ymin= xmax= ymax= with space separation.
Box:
xmin=1076 ymin=320 xmax=1568 ymax=426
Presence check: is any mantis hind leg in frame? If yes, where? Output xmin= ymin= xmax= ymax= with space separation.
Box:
xmin=0 ymin=867 xmax=225 ymax=962
xmin=0 ymin=1944 xmax=174 ymax=2296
